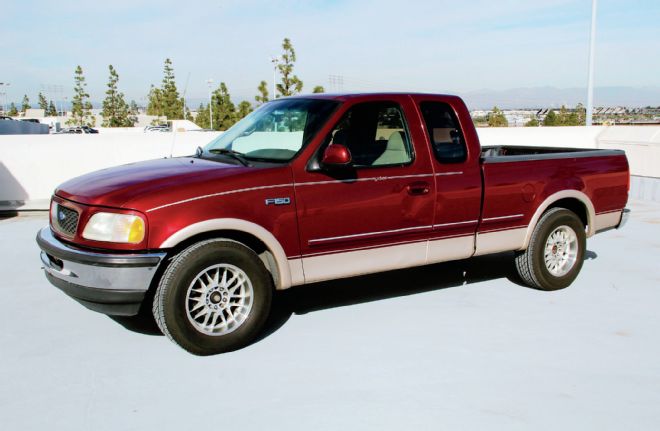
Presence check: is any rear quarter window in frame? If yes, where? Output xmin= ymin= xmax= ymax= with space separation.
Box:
xmin=419 ymin=102 xmax=467 ymax=164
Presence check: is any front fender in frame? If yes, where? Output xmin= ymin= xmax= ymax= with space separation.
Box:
xmin=159 ymin=218 xmax=302 ymax=289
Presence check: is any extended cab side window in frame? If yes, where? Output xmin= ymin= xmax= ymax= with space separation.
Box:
xmin=420 ymin=102 xmax=467 ymax=164
xmin=328 ymin=102 xmax=413 ymax=167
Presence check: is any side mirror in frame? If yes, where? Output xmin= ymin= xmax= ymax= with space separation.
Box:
xmin=321 ymin=144 xmax=352 ymax=167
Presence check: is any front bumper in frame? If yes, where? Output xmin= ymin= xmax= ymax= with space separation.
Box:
xmin=36 ymin=227 xmax=166 ymax=316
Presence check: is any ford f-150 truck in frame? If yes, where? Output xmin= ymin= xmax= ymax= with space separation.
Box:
xmin=37 ymin=93 xmax=630 ymax=355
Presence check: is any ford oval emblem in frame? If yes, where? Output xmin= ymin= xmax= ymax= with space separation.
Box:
xmin=58 ymin=210 xmax=66 ymax=221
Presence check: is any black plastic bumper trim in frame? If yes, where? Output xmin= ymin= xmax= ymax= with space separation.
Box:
xmin=36 ymin=227 xmax=164 ymax=268
xmin=45 ymin=271 xmax=145 ymax=316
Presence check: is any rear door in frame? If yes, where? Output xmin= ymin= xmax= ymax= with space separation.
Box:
xmin=411 ymin=96 xmax=482 ymax=262
xmin=292 ymin=95 xmax=436 ymax=283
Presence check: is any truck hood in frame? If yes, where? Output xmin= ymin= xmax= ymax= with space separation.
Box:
xmin=56 ymin=157 xmax=251 ymax=210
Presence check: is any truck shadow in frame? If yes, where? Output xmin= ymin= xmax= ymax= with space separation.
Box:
xmin=111 ymin=250 xmax=598 ymax=345
xmin=253 ymin=251 xmax=524 ymax=344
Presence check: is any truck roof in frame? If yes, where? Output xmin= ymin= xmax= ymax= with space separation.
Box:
xmin=284 ymin=92 xmax=463 ymax=102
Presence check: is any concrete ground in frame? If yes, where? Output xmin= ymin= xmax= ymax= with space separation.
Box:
xmin=1 ymin=200 xmax=659 ymax=430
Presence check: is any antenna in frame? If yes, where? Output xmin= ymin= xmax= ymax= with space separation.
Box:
xmin=169 ymin=71 xmax=192 ymax=158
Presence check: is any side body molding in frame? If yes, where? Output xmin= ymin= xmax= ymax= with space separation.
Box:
xmin=521 ymin=190 xmax=596 ymax=250
xmin=158 ymin=218 xmax=295 ymax=290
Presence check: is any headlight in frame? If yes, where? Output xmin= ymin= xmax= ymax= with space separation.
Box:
xmin=82 ymin=212 xmax=145 ymax=244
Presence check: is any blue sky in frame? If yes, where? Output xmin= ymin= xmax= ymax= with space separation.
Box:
xmin=1 ymin=0 xmax=659 ymax=105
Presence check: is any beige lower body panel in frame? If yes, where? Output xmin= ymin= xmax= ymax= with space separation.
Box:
xmin=474 ymin=227 xmax=527 ymax=256
xmin=297 ymin=234 xmax=477 ymax=285
xmin=291 ymin=227 xmax=534 ymax=286
xmin=288 ymin=258 xmax=305 ymax=287
xmin=594 ymin=211 xmax=622 ymax=232
xmin=301 ymin=242 xmax=427 ymax=284
xmin=427 ymin=235 xmax=475 ymax=262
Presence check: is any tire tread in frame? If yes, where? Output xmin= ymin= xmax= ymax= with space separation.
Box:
xmin=514 ymin=207 xmax=584 ymax=291
xmin=152 ymin=239 xmax=270 ymax=355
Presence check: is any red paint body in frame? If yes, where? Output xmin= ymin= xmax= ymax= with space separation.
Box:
xmin=51 ymin=94 xmax=629 ymax=263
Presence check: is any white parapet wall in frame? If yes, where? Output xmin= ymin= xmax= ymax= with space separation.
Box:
xmin=0 ymin=130 xmax=221 ymax=210
xmin=1 ymin=126 xmax=659 ymax=211
xmin=477 ymin=125 xmax=660 ymax=179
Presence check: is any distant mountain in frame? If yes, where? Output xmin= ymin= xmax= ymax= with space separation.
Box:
xmin=458 ymin=86 xmax=660 ymax=110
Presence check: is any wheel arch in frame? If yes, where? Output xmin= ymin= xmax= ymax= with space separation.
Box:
xmin=159 ymin=219 xmax=297 ymax=290
xmin=522 ymin=190 xmax=596 ymax=249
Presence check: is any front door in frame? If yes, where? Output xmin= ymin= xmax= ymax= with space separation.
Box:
xmin=292 ymin=96 xmax=436 ymax=283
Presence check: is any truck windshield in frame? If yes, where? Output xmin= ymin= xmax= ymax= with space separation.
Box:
xmin=204 ymin=98 xmax=339 ymax=162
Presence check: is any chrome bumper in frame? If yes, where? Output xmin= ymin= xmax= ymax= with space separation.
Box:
xmin=617 ymin=208 xmax=631 ymax=229
xmin=36 ymin=227 xmax=166 ymax=315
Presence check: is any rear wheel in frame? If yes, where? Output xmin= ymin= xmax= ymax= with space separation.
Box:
xmin=153 ymin=239 xmax=273 ymax=355
xmin=515 ymin=208 xmax=586 ymax=291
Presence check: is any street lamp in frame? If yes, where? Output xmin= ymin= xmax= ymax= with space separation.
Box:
xmin=586 ymin=0 xmax=597 ymax=126
xmin=207 ymin=79 xmax=214 ymax=130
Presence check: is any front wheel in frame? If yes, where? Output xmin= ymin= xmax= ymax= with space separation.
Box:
xmin=153 ymin=239 xmax=273 ymax=355
xmin=515 ymin=208 xmax=586 ymax=291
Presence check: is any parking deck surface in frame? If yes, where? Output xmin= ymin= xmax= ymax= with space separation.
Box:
xmin=2 ymin=200 xmax=659 ymax=430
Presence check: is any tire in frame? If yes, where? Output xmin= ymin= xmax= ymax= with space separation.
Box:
xmin=515 ymin=208 xmax=586 ymax=291
xmin=153 ymin=239 xmax=273 ymax=355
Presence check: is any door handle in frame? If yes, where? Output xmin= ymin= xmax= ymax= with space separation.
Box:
xmin=406 ymin=181 xmax=430 ymax=196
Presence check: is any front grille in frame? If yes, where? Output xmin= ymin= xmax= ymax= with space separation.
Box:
xmin=54 ymin=204 xmax=79 ymax=236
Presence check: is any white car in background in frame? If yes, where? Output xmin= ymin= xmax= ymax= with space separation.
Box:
xmin=144 ymin=125 xmax=170 ymax=132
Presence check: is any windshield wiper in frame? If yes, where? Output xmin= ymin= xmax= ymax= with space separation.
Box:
xmin=207 ymin=148 xmax=251 ymax=167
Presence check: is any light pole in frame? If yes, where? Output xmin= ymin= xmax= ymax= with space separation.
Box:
xmin=207 ymin=79 xmax=214 ymax=130
xmin=270 ymin=57 xmax=279 ymax=99
xmin=586 ymin=0 xmax=597 ymax=126
xmin=0 ymin=82 xmax=10 ymax=113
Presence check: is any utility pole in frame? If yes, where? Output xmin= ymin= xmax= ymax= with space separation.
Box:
xmin=207 ymin=79 xmax=214 ymax=130
xmin=586 ymin=0 xmax=597 ymax=126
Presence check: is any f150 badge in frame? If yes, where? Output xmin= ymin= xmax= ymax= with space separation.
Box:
xmin=265 ymin=197 xmax=291 ymax=206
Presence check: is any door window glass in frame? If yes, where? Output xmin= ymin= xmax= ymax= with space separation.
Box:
xmin=328 ymin=102 xmax=413 ymax=167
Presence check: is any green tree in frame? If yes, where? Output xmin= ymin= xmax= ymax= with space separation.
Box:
xmin=146 ymin=85 xmax=163 ymax=116
xmin=7 ymin=102 xmax=18 ymax=116
xmin=276 ymin=38 xmax=303 ymax=97
xmin=129 ymin=100 xmax=139 ymax=115
xmin=487 ymin=106 xmax=508 ymax=127
xmin=543 ymin=110 xmax=558 ymax=126
xmin=210 ymin=82 xmax=237 ymax=130
xmin=101 ymin=65 xmax=134 ymax=127
xmin=47 ymin=100 xmax=58 ymax=116
xmin=38 ymin=92 xmax=48 ymax=111
xmin=21 ymin=94 xmax=30 ymax=113
xmin=66 ymin=65 xmax=95 ymax=126
xmin=525 ymin=117 xmax=539 ymax=127
xmin=194 ymin=103 xmax=210 ymax=129
xmin=565 ymin=111 xmax=579 ymax=126
xmin=575 ymin=103 xmax=586 ymax=126
xmin=236 ymin=101 xmax=253 ymax=120
xmin=127 ymin=100 xmax=139 ymax=125
xmin=312 ymin=85 xmax=325 ymax=93
xmin=557 ymin=105 xmax=569 ymax=126
xmin=181 ymin=103 xmax=194 ymax=122
xmin=255 ymin=80 xmax=269 ymax=105
xmin=161 ymin=58 xmax=183 ymax=119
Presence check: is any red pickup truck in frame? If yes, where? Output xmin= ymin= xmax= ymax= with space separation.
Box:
xmin=37 ymin=93 xmax=630 ymax=355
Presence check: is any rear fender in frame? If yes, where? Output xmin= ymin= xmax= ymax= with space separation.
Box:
xmin=521 ymin=190 xmax=595 ymax=250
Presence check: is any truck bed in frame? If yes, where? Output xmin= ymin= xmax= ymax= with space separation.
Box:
xmin=481 ymin=146 xmax=624 ymax=163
